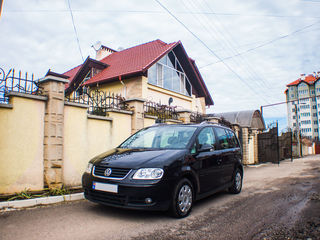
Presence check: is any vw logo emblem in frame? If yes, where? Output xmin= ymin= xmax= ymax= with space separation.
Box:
xmin=104 ymin=168 xmax=112 ymax=177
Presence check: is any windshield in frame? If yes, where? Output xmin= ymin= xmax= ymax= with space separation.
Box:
xmin=119 ymin=126 xmax=197 ymax=149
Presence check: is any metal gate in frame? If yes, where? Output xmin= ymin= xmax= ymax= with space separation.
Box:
xmin=258 ymin=122 xmax=279 ymax=163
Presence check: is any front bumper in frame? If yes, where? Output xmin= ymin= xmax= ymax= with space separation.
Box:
xmin=82 ymin=173 xmax=173 ymax=211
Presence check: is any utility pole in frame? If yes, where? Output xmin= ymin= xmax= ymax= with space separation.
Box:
xmin=294 ymin=103 xmax=301 ymax=157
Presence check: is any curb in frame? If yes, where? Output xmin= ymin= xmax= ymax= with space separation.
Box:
xmin=0 ymin=192 xmax=84 ymax=211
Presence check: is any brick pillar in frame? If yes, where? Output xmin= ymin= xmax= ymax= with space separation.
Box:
xmin=206 ymin=116 xmax=220 ymax=124
xmin=252 ymin=129 xmax=259 ymax=164
xmin=38 ymin=72 xmax=69 ymax=189
xmin=232 ymin=125 xmax=240 ymax=138
xmin=125 ymin=98 xmax=146 ymax=134
xmin=242 ymin=127 xmax=249 ymax=164
xmin=177 ymin=110 xmax=192 ymax=123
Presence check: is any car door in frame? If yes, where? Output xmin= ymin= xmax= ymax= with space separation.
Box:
xmin=213 ymin=127 xmax=235 ymax=185
xmin=194 ymin=127 xmax=222 ymax=193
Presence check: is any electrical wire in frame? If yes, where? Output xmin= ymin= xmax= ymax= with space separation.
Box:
xmin=196 ymin=0 xmax=273 ymax=91
xmin=155 ymin=0 xmax=271 ymax=104
xmin=200 ymin=20 xmax=320 ymax=69
xmin=66 ymin=0 xmax=84 ymax=62
xmin=183 ymin=0 xmax=273 ymax=95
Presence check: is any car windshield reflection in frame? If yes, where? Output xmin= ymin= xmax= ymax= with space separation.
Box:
xmin=119 ymin=126 xmax=197 ymax=149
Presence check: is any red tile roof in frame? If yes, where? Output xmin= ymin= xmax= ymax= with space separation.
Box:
xmin=84 ymin=39 xmax=178 ymax=85
xmin=63 ymin=64 xmax=82 ymax=88
xmin=287 ymin=75 xmax=317 ymax=86
xmin=62 ymin=39 xmax=214 ymax=105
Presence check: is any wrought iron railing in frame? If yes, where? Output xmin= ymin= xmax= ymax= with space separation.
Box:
xmin=66 ymin=89 xmax=129 ymax=116
xmin=144 ymin=101 xmax=178 ymax=121
xmin=0 ymin=68 xmax=41 ymax=103
xmin=190 ymin=112 xmax=205 ymax=123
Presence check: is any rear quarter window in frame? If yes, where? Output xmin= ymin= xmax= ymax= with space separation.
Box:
xmin=214 ymin=127 xmax=229 ymax=149
xmin=227 ymin=130 xmax=240 ymax=148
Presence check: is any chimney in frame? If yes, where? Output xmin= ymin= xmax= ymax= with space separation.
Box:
xmin=96 ymin=45 xmax=117 ymax=61
xmin=300 ymin=73 xmax=305 ymax=80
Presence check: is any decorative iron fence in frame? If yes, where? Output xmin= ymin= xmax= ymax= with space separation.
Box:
xmin=0 ymin=68 xmax=41 ymax=103
xmin=66 ymin=89 xmax=128 ymax=116
xmin=190 ymin=112 xmax=205 ymax=123
xmin=144 ymin=101 xmax=178 ymax=121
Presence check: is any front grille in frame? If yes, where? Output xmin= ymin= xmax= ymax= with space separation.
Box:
xmin=87 ymin=190 xmax=127 ymax=206
xmin=93 ymin=166 xmax=131 ymax=179
xmin=86 ymin=190 xmax=146 ymax=206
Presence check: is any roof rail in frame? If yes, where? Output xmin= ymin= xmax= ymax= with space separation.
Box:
xmin=151 ymin=123 xmax=168 ymax=126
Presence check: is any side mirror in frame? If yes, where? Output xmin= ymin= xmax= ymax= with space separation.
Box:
xmin=198 ymin=144 xmax=214 ymax=152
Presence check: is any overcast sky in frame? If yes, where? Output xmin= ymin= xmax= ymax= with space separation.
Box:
xmin=1 ymin=0 xmax=320 ymax=128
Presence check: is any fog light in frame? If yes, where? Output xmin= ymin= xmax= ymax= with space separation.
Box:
xmin=145 ymin=198 xmax=152 ymax=204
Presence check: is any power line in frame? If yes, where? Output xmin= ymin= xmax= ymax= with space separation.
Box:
xmin=199 ymin=20 xmax=320 ymax=69
xmin=66 ymin=0 xmax=84 ymax=62
xmin=5 ymin=9 xmax=320 ymax=19
xmin=188 ymin=0 xmax=273 ymax=93
xmin=155 ymin=0 xmax=271 ymax=104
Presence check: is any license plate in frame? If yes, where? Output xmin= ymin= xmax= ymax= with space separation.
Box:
xmin=92 ymin=182 xmax=118 ymax=193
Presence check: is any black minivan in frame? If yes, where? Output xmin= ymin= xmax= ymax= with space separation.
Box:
xmin=82 ymin=123 xmax=243 ymax=218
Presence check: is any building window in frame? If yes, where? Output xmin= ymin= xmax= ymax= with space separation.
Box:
xmin=148 ymin=52 xmax=192 ymax=96
xmin=313 ymin=113 xmax=317 ymax=117
xmin=293 ymin=116 xmax=296 ymax=119
xmin=314 ymin=121 xmax=318 ymax=125
xmin=315 ymin=129 xmax=319 ymax=132
xmin=293 ymin=123 xmax=296 ymax=127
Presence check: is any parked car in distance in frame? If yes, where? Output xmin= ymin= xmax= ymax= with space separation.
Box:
xmin=82 ymin=123 xmax=243 ymax=218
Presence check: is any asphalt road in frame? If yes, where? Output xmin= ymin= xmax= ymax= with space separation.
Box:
xmin=1 ymin=155 xmax=319 ymax=240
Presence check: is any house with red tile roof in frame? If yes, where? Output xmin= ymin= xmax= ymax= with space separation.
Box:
xmin=63 ymin=39 xmax=213 ymax=113
xmin=285 ymin=72 xmax=320 ymax=139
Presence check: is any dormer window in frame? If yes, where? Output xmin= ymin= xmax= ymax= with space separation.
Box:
xmin=148 ymin=51 xmax=192 ymax=96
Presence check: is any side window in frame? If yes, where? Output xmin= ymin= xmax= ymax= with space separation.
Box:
xmin=197 ymin=127 xmax=216 ymax=148
xmin=214 ymin=127 xmax=229 ymax=149
xmin=227 ymin=130 xmax=239 ymax=148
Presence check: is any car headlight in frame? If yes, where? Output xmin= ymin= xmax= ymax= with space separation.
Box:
xmin=133 ymin=168 xmax=164 ymax=180
xmin=85 ymin=163 xmax=93 ymax=174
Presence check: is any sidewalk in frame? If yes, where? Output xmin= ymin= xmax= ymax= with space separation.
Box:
xmin=0 ymin=193 xmax=84 ymax=211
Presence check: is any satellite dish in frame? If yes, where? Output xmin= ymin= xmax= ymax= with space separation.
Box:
xmin=117 ymin=47 xmax=124 ymax=51
xmin=168 ymin=97 xmax=173 ymax=106
xmin=92 ymin=41 xmax=102 ymax=51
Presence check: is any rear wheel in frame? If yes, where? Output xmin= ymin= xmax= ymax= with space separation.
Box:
xmin=170 ymin=178 xmax=193 ymax=218
xmin=229 ymin=169 xmax=242 ymax=194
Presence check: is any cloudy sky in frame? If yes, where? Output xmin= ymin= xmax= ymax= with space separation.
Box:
xmin=1 ymin=0 xmax=320 ymax=129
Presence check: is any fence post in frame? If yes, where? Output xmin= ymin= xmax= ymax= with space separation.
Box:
xmin=124 ymin=98 xmax=146 ymax=134
xmin=38 ymin=72 xmax=69 ymax=189
xmin=242 ymin=127 xmax=249 ymax=164
xmin=177 ymin=110 xmax=192 ymax=123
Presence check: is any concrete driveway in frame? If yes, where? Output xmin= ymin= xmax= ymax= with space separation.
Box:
xmin=1 ymin=155 xmax=319 ymax=240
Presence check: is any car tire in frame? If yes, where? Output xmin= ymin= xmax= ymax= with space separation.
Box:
xmin=170 ymin=178 xmax=193 ymax=218
xmin=229 ymin=168 xmax=242 ymax=194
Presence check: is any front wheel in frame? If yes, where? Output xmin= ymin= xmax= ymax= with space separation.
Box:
xmin=170 ymin=178 xmax=193 ymax=218
xmin=229 ymin=169 xmax=243 ymax=194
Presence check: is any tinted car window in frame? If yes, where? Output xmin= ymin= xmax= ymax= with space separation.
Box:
xmin=214 ymin=127 xmax=229 ymax=149
xmin=120 ymin=126 xmax=197 ymax=149
xmin=197 ymin=127 xmax=216 ymax=148
xmin=227 ymin=130 xmax=239 ymax=148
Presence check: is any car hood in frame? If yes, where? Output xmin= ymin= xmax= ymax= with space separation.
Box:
xmin=91 ymin=148 xmax=186 ymax=169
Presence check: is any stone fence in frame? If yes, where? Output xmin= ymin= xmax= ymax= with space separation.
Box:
xmin=0 ymin=73 xmax=207 ymax=195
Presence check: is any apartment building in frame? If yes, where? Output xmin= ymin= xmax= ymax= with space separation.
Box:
xmin=285 ymin=73 xmax=320 ymax=139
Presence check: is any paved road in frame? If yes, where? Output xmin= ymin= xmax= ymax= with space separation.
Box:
xmin=1 ymin=156 xmax=319 ymax=240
